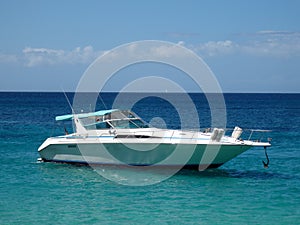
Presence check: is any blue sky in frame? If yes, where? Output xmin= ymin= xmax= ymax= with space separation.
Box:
xmin=0 ymin=0 xmax=300 ymax=92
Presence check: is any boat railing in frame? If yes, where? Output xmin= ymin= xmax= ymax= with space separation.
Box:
xmin=91 ymin=127 xmax=271 ymax=143
xmin=113 ymin=129 xmax=157 ymax=139
xmin=162 ymin=127 xmax=272 ymax=143
xmin=244 ymin=129 xmax=272 ymax=142
xmin=200 ymin=127 xmax=272 ymax=142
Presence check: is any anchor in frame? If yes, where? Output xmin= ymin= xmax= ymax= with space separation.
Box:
xmin=262 ymin=146 xmax=269 ymax=168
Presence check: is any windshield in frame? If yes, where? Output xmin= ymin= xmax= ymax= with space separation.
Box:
xmin=80 ymin=110 xmax=149 ymax=129
xmin=110 ymin=119 xmax=149 ymax=129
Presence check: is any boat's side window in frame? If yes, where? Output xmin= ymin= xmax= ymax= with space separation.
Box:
xmin=95 ymin=116 xmax=103 ymax=122
xmin=131 ymin=119 xmax=149 ymax=128
xmin=111 ymin=120 xmax=129 ymax=129
xmin=128 ymin=112 xmax=135 ymax=118
xmin=96 ymin=122 xmax=111 ymax=129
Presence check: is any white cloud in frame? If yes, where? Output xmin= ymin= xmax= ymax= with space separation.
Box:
xmin=177 ymin=41 xmax=185 ymax=46
xmin=149 ymin=43 xmax=188 ymax=58
xmin=195 ymin=40 xmax=236 ymax=57
xmin=100 ymin=41 xmax=191 ymax=62
xmin=194 ymin=31 xmax=300 ymax=57
xmin=0 ymin=53 xmax=18 ymax=64
xmin=1 ymin=31 xmax=300 ymax=68
xmin=22 ymin=46 xmax=104 ymax=67
xmin=239 ymin=31 xmax=300 ymax=57
xmin=255 ymin=30 xmax=299 ymax=37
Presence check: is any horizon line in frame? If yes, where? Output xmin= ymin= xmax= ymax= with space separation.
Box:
xmin=0 ymin=90 xmax=299 ymax=94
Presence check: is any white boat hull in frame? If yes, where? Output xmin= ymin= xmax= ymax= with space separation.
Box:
xmin=38 ymin=138 xmax=254 ymax=170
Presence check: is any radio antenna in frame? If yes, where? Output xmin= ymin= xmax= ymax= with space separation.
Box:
xmin=98 ymin=93 xmax=107 ymax=109
xmin=61 ymin=87 xmax=75 ymax=114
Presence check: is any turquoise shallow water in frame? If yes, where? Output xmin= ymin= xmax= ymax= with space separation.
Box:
xmin=0 ymin=92 xmax=299 ymax=224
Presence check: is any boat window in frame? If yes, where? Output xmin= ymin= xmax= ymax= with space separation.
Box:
xmin=84 ymin=121 xmax=112 ymax=130
xmin=122 ymin=110 xmax=136 ymax=118
xmin=96 ymin=122 xmax=111 ymax=129
xmin=110 ymin=119 xmax=148 ymax=129
xmin=110 ymin=110 xmax=139 ymax=120
xmin=110 ymin=120 xmax=132 ymax=129
xmin=110 ymin=111 xmax=127 ymax=120
xmin=131 ymin=119 xmax=149 ymax=128
xmin=95 ymin=116 xmax=104 ymax=122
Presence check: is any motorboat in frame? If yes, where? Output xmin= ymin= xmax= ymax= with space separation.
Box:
xmin=38 ymin=109 xmax=271 ymax=170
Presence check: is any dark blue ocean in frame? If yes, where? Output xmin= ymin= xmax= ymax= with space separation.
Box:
xmin=0 ymin=92 xmax=299 ymax=224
